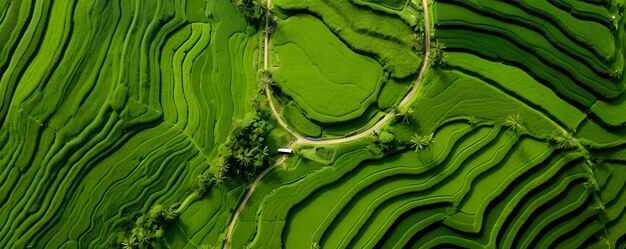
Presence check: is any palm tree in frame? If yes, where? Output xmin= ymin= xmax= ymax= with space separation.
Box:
xmin=164 ymin=207 xmax=178 ymax=222
xmin=259 ymin=69 xmax=273 ymax=87
xmin=410 ymin=134 xmax=425 ymax=152
xmin=396 ymin=106 xmax=414 ymax=124
xmin=430 ymin=40 xmax=447 ymax=66
xmin=135 ymin=229 xmax=151 ymax=245
xmin=504 ymin=114 xmax=524 ymax=132
xmin=610 ymin=69 xmax=622 ymax=79
xmin=236 ymin=148 xmax=254 ymax=167
xmin=553 ymin=131 xmax=578 ymax=149
xmin=421 ymin=133 xmax=435 ymax=145
xmin=410 ymin=133 xmax=434 ymax=152
xmin=467 ymin=117 xmax=478 ymax=126
xmin=213 ymin=174 xmax=225 ymax=186
xmin=409 ymin=33 xmax=425 ymax=54
xmin=121 ymin=237 xmax=137 ymax=249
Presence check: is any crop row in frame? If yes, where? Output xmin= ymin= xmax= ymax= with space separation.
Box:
xmin=273 ymin=0 xmax=422 ymax=79
xmin=0 ymin=0 xmax=260 ymax=248
xmin=232 ymin=115 xmax=626 ymax=248
xmin=272 ymin=15 xmax=384 ymax=124
xmin=434 ymin=0 xmax=626 ymax=142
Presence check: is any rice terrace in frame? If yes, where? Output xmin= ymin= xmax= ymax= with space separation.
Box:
xmin=1 ymin=0 xmax=626 ymax=248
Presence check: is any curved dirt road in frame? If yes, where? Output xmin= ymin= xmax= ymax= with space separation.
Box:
xmin=224 ymin=0 xmax=431 ymax=247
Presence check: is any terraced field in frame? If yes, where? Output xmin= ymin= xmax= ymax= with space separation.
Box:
xmin=1 ymin=0 xmax=626 ymax=248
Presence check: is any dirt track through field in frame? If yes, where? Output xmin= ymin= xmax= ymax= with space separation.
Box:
xmin=224 ymin=0 xmax=432 ymax=247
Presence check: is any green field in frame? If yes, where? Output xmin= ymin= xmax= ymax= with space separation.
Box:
xmin=272 ymin=15 xmax=384 ymax=123
xmin=1 ymin=0 xmax=626 ymax=248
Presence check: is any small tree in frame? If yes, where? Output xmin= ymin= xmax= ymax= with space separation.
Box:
xmin=163 ymin=207 xmax=178 ymax=222
xmin=549 ymin=131 xmax=578 ymax=149
xmin=410 ymin=133 xmax=434 ymax=152
xmin=259 ymin=69 xmax=273 ymax=87
xmin=609 ymin=69 xmax=622 ymax=79
xmin=233 ymin=0 xmax=267 ymax=25
xmin=121 ymin=237 xmax=137 ymax=249
xmin=430 ymin=40 xmax=447 ymax=66
xmin=372 ymin=127 xmax=396 ymax=151
xmin=504 ymin=114 xmax=524 ymax=132
xmin=409 ymin=33 xmax=425 ymax=55
xmin=467 ymin=116 xmax=478 ymax=126
xmin=396 ymin=106 xmax=414 ymax=124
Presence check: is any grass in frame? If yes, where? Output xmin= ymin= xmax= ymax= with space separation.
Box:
xmin=1 ymin=0 xmax=626 ymax=248
xmin=272 ymin=15 xmax=384 ymax=124
xmin=360 ymin=0 xmax=408 ymax=11
xmin=273 ymin=0 xmax=422 ymax=79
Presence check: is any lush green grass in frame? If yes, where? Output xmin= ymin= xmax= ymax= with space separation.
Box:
xmin=0 ymin=0 xmax=261 ymax=248
xmin=359 ymin=0 xmax=408 ymax=11
xmin=272 ymin=14 xmax=384 ymax=123
xmin=2 ymin=0 xmax=626 ymax=248
xmin=273 ymin=0 xmax=422 ymax=79
xmin=281 ymin=101 xmax=322 ymax=137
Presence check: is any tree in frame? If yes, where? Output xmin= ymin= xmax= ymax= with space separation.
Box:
xmin=610 ymin=69 xmax=622 ymax=79
xmin=549 ymin=131 xmax=578 ymax=149
xmin=430 ymin=40 xmax=447 ymax=66
xmin=213 ymin=173 xmax=225 ymax=186
xmin=121 ymin=237 xmax=137 ymax=249
xmin=410 ymin=133 xmax=434 ymax=152
xmin=504 ymin=114 xmax=524 ymax=132
xmin=233 ymin=0 xmax=267 ymax=25
xmin=236 ymin=148 xmax=254 ymax=168
xmin=396 ymin=106 xmax=414 ymax=124
xmin=258 ymin=69 xmax=273 ymax=87
xmin=164 ymin=207 xmax=178 ymax=222
xmin=467 ymin=116 xmax=478 ymax=126
xmin=134 ymin=228 xmax=151 ymax=245
xmin=409 ymin=33 xmax=425 ymax=55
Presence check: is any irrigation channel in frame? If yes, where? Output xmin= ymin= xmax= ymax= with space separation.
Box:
xmin=223 ymin=0 xmax=432 ymax=247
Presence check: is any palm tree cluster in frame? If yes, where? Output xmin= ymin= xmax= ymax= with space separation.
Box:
xmin=410 ymin=133 xmax=434 ymax=152
xmin=409 ymin=33 xmax=425 ymax=55
xmin=258 ymin=69 xmax=274 ymax=88
xmin=429 ymin=40 xmax=448 ymax=66
xmin=233 ymin=0 xmax=267 ymax=25
xmin=217 ymin=110 xmax=272 ymax=180
xmin=121 ymin=204 xmax=179 ymax=248
xmin=504 ymin=114 xmax=524 ymax=132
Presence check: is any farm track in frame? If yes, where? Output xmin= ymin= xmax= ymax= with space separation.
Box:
xmin=223 ymin=0 xmax=432 ymax=247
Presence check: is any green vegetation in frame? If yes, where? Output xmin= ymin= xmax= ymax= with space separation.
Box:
xmin=1 ymin=0 xmax=626 ymax=248
xmin=360 ymin=0 xmax=408 ymax=11
xmin=272 ymin=15 xmax=384 ymax=123
xmin=233 ymin=0 xmax=267 ymax=25
xmin=273 ymin=0 xmax=422 ymax=78
xmin=215 ymin=110 xmax=273 ymax=180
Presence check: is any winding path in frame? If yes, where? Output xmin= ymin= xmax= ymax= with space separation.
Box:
xmin=224 ymin=0 xmax=431 ymax=247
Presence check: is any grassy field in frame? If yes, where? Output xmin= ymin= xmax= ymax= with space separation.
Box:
xmin=0 ymin=0 xmax=262 ymax=248
xmin=1 ymin=0 xmax=626 ymax=248
xmin=269 ymin=0 xmax=422 ymax=138
xmin=272 ymin=14 xmax=384 ymax=124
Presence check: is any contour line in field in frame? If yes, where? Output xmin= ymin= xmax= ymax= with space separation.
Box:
xmin=224 ymin=0 xmax=432 ymax=247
